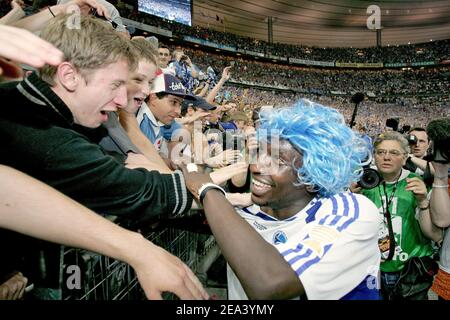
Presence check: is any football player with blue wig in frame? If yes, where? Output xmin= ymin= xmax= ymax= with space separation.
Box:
xmin=257 ymin=99 xmax=370 ymax=197
xmin=181 ymin=99 xmax=382 ymax=300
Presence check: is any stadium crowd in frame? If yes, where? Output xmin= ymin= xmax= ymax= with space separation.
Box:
xmin=109 ymin=0 xmax=449 ymax=64
xmin=0 ymin=0 xmax=448 ymax=302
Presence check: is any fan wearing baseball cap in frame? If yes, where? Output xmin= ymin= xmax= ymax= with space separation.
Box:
xmin=137 ymin=72 xmax=195 ymax=157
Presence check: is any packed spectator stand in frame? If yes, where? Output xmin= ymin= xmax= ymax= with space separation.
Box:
xmin=101 ymin=0 xmax=449 ymax=140
xmin=0 ymin=0 xmax=449 ymax=302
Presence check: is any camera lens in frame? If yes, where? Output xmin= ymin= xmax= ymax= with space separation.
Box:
xmin=358 ymin=168 xmax=382 ymax=189
xmin=406 ymin=134 xmax=418 ymax=145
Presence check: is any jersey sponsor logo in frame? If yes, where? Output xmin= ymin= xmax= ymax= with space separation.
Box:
xmin=273 ymin=231 xmax=287 ymax=244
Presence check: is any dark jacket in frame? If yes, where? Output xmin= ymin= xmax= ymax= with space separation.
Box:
xmin=0 ymin=73 xmax=192 ymax=227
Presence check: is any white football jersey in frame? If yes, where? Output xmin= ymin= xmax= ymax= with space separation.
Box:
xmin=227 ymin=192 xmax=382 ymax=300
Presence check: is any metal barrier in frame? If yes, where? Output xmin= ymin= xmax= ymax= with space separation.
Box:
xmin=61 ymin=226 xmax=216 ymax=300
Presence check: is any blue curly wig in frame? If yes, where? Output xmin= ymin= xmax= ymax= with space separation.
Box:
xmin=257 ymin=99 xmax=370 ymax=197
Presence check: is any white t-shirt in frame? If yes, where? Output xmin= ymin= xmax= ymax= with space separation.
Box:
xmin=227 ymin=192 xmax=382 ymax=300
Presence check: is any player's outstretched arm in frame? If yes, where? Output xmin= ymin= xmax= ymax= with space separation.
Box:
xmin=0 ymin=165 xmax=208 ymax=300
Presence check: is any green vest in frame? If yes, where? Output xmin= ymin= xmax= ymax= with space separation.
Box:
xmin=362 ymin=170 xmax=433 ymax=272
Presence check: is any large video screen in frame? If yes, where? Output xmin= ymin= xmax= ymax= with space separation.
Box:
xmin=138 ymin=0 xmax=192 ymax=26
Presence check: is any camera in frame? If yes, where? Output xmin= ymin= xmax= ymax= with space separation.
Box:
xmin=406 ymin=134 xmax=418 ymax=145
xmin=385 ymin=118 xmax=399 ymax=132
xmin=358 ymin=165 xmax=382 ymax=189
xmin=399 ymin=125 xmax=411 ymax=134
xmin=425 ymin=118 xmax=450 ymax=164
xmin=426 ymin=141 xmax=449 ymax=163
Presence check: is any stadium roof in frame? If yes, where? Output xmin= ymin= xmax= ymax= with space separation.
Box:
xmin=193 ymin=0 xmax=450 ymax=48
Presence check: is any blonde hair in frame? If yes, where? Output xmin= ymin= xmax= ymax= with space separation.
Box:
xmin=130 ymin=38 xmax=158 ymax=66
xmin=373 ymin=131 xmax=410 ymax=154
xmin=40 ymin=14 xmax=138 ymax=85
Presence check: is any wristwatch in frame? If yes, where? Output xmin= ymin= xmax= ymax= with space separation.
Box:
xmin=419 ymin=201 xmax=429 ymax=211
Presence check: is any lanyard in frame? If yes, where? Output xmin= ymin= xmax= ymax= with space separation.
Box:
xmin=377 ymin=172 xmax=401 ymax=261
xmin=381 ymin=180 xmax=399 ymax=218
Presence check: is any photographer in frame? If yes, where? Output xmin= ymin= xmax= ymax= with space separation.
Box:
xmin=169 ymin=48 xmax=198 ymax=93
xmin=408 ymin=128 xmax=430 ymax=159
xmin=404 ymin=127 xmax=433 ymax=177
xmin=352 ymin=131 xmax=442 ymax=300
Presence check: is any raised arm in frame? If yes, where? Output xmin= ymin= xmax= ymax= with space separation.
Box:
xmin=206 ymin=66 xmax=231 ymax=103
xmin=430 ymin=162 xmax=450 ymax=228
xmin=184 ymin=56 xmax=198 ymax=78
xmin=196 ymin=81 xmax=210 ymax=97
xmin=0 ymin=165 xmax=207 ymax=300
xmin=11 ymin=0 xmax=108 ymax=32
xmin=0 ymin=0 xmax=25 ymax=25
xmin=406 ymin=176 xmax=443 ymax=242
xmin=408 ymin=155 xmax=435 ymax=175
xmin=180 ymin=165 xmax=303 ymax=299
